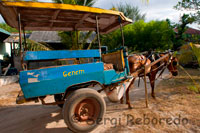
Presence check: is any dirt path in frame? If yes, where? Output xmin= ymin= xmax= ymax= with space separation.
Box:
xmin=0 ymin=69 xmax=199 ymax=133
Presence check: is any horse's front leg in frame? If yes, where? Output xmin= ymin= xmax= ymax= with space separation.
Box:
xmin=125 ymin=78 xmax=135 ymax=109
xmin=148 ymin=73 xmax=156 ymax=98
xmin=120 ymin=96 xmax=124 ymax=104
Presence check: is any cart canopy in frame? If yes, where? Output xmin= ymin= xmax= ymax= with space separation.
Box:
xmin=0 ymin=1 xmax=132 ymax=34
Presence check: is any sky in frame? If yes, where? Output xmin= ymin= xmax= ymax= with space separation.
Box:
xmin=0 ymin=0 xmax=199 ymax=29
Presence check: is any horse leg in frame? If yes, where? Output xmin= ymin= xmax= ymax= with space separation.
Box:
xmin=148 ymin=73 xmax=156 ymax=99
xmin=120 ymin=96 xmax=124 ymax=104
xmin=125 ymin=78 xmax=135 ymax=109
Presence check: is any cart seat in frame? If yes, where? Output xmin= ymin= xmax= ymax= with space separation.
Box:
xmin=104 ymin=63 xmax=113 ymax=70
xmin=102 ymin=50 xmax=125 ymax=71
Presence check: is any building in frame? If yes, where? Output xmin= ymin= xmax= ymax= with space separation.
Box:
xmin=174 ymin=27 xmax=200 ymax=43
xmin=29 ymin=31 xmax=97 ymax=50
xmin=29 ymin=31 xmax=62 ymax=50
xmin=0 ymin=28 xmax=10 ymax=60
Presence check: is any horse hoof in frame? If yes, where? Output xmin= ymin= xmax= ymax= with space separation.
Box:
xmin=152 ymin=95 xmax=156 ymax=99
xmin=128 ymin=105 xmax=133 ymax=109
xmin=151 ymin=94 xmax=156 ymax=99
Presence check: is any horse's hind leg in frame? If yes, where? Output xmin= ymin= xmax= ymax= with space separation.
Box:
xmin=126 ymin=78 xmax=135 ymax=109
xmin=148 ymin=74 xmax=156 ymax=99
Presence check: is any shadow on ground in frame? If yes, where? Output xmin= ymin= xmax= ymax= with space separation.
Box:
xmin=0 ymin=105 xmax=72 ymax=133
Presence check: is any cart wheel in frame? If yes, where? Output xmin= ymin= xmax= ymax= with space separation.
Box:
xmin=63 ymin=88 xmax=106 ymax=133
xmin=54 ymin=94 xmax=64 ymax=108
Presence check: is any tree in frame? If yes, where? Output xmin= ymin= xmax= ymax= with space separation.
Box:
xmin=0 ymin=23 xmax=18 ymax=33
xmin=53 ymin=0 xmax=95 ymax=6
xmin=175 ymin=0 xmax=200 ymax=24
xmin=173 ymin=14 xmax=195 ymax=50
xmin=112 ymin=3 xmax=146 ymax=22
xmin=101 ymin=20 xmax=175 ymax=52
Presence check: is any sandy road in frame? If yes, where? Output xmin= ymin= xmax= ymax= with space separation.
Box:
xmin=0 ymin=70 xmax=170 ymax=133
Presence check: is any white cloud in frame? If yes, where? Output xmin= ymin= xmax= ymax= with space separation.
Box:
xmin=94 ymin=0 xmax=199 ymax=29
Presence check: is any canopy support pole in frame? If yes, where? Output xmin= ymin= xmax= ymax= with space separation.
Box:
xmin=96 ymin=15 xmax=101 ymax=54
xmin=18 ymin=13 xmax=23 ymax=70
xmin=76 ymin=30 xmax=78 ymax=48
xmin=120 ymin=23 xmax=125 ymax=46
xmin=23 ymin=27 xmax=27 ymax=51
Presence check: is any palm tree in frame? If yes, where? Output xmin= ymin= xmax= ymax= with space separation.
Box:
xmin=113 ymin=3 xmax=146 ymax=22
xmin=53 ymin=0 xmax=95 ymax=7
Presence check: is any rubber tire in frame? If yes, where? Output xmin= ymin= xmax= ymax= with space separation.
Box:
xmin=63 ymin=88 xmax=106 ymax=133
xmin=54 ymin=94 xmax=64 ymax=108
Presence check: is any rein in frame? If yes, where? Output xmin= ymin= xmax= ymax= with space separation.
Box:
xmin=138 ymin=53 xmax=173 ymax=85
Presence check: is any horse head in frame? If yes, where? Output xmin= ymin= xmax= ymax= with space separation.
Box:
xmin=167 ymin=55 xmax=178 ymax=76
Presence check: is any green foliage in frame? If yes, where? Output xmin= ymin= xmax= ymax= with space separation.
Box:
xmin=187 ymin=85 xmax=200 ymax=93
xmin=173 ymin=14 xmax=195 ymax=50
xmin=175 ymin=0 xmax=200 ymax=24
xmin=190 ymin=43 xmax=200 ymax=67
xmin=53 ymin=0 xmax=96 ymax=7
xmin=113 ymin=3 xmax=146 ymax=22
xmin=0 ymin=23 xmax=18 ymax=33
xmin=101 ymin=20 xmax=175 ymax=52
xmin=177 ymin=44 xmax=197 ymax=65
xmin=26 ymin=39 xmax=52 ymax=51
xmin=0 ymin=23 xmax=32 ymax=33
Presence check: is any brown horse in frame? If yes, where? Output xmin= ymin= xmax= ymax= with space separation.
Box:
xmin=148 ymin=52 xmax=178 ymax=98
xmin=120 ymin=54 xmax=151 ymax=109
xmin=121 ymin=52 xmax=178 ymax=109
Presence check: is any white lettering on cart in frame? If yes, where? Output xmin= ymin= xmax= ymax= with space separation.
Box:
xmin=27 ymin=73 xmax=40 ymax=83
xmin=28 ymin=78 xmax=39 ymax=83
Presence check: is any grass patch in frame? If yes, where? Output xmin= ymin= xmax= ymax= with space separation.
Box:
xmin=187 ymin=85 xmax=200 ymax=93
xmin=196 ymin=95 xmax=200 ymax=99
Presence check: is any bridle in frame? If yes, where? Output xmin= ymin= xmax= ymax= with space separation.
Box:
xmin=167 ymin=53 xmax=178 ymax=73
xmin=150 ymin=51 xmax=177 ymax=80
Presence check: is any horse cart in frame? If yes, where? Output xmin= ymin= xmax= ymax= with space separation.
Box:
xmin=0 ymin=1 xmax=136 ymax=132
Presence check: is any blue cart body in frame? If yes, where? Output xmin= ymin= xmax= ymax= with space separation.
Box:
xmin=19 ymin=47 xmax=130 ymax=98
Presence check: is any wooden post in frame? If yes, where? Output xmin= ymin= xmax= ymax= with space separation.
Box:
xmin=144 ymin=66 xmax=148 ymax=108
xmin=120 ymin=23 xmax=125 ymax=46
xmin=18 ymin=13 xmax=23 ymax=69
xmin=23 ymin=27 xmax=27 ymax=51
xmin=96 ymin=16 xmax=101 ymax=54
xmin=10 ymin=42 xmax=14 ymax=67
xmin=13 ymin=41 xmax=16 ymax=56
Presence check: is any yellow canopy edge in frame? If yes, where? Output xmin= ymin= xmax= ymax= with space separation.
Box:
xmin=0 ymin=1 xmax=132 ymax=33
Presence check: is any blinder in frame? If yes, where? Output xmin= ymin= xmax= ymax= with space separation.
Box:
xmin=173 ymin=61 xmax=177 ymax=66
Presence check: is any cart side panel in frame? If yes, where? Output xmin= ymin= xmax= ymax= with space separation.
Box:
xmin=24 ymin=49 xmax=100 ymax=61
xmin=103 ymin=69 xmax=127 ymax=85
xmin=19 ymin=62 xmax=104 ymax=98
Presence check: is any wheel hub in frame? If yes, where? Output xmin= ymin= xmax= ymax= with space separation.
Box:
xmin=74 ymin=98 xmax=99 ymax=122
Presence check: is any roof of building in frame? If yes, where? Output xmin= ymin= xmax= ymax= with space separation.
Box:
xmin=4 ymin=33 xmax=30 ymax=43
xmin=79 ymin=32 xmax=96 ymax=43
xmin=174 ymin=27 xmax=200 ymax=35
xmin=28 ymin=31 xmax=96 ymax=44
xmin=29 ymin=31 xmax=61 ymax=43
